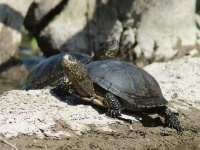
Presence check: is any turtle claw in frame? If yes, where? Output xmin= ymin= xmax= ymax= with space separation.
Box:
xmin=166 ymin=118 xmax=183 ymax=134
xmin=106 ymin=109 xmax=122 ymax=118
xmin=106 ymin=109 xmax=133 ymax=124
xmin=117 ymin=116 xmax=133 ymax=124
xmin=156 ymin=106 xmax=182 ymax=134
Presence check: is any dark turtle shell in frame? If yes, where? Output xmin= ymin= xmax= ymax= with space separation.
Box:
xmin=86 ymin=60 xmax=168 ymax=111
xmin=24 ymin=52 xmax=92 ymax=90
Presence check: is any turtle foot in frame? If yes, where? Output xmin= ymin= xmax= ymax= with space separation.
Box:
xmin=165 ymin=115 xmax=183 ymax=134
xmin=157 ymin=106 xmax=183 ymax=134
xmin=50 ymin=85 xmax=70 ymax=98
xmin=106 ymin=109 xmax=122 ymax=118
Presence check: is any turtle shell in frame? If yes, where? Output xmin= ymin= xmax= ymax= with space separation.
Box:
xmin=86 ymin=60 xmax=168 ymax=111
xmin=24 ymin=52 xmax=92 ymax=90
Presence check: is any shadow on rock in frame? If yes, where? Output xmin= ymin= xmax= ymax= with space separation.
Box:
xmin=50 ymin=90 xmax=106 ymax=115
xmin=50 ymin=89 xmax=167 ymax=128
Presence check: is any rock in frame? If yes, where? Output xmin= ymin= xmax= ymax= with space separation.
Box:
xmin=136 ymin=0 xmax=196 ymax=62
xmin=0 ymin=0 xmax=33 ymax=65
xmin=0 ymin=58 xmax=29 ymax=94
xmin=24 ymin=0 xmax=198 ymax=65
xmin=0 ymin=57 xmax=200 ymax=139
xmin=24 ymin=0 xmax=123 ymax=56
xmin=0 ymin=60 xmax=29 ymax=85
xmin=94 ymin=2 xmax=122 ymax=46
xmin=117 ymin=27 xmax=136 ymax=62
xmin=45 ymin=0 xmax=95 ymax=54
xmin=0 ymin=0 xmax=33 ymax=92
xmin=24 ymin=0 xmax=64 ymax=36
xmin=154 ymin=36 xmax=179 ymax=61
xmin=121 ymin=27 xmax=135 ymax=46
xmin=0 ymin=89 xmax=132 ymax=138
xmin=144 ymin=56 xmax=200 ymax=105
xmin=188 ymin=49 xmax=199 ymax=57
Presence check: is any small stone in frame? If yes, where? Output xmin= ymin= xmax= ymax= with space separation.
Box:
xmin=189 ymin=49 xmax=199 ymax=57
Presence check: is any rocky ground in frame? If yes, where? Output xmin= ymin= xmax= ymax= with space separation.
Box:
xmin=0 ymin=56 xmax=200 ymax=150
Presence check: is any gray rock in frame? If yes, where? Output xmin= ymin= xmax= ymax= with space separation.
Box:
xmin=24 ymin=0 xmax=123 ymax=56
xmin=144 ymin=56 xmax=200 ymax=104
xmin=136 ymin=0 xmax=196 ymax=61
xmin=24 ymin=0 xmax=64 ymax=35
xmin=24 ymin=0 xmax=198 ymax=63
xmin=0 ymin=57 xmax=199 ymax=138
xmin=0 ymin=0 xmax=33 ymax=65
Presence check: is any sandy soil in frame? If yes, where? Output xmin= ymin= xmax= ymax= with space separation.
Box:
xmin=0 ymin=94 xmax=199 ymax=150
xmin=0 ymin=57 xmax=200 ymax=150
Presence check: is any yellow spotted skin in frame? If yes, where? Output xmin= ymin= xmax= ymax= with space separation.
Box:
xmin=62 ymin=54 xmax=95 ymax=97
xmin=89 ymin=40 xmax=119 ymax=62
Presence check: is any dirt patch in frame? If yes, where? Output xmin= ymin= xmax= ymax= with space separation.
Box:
xmin=0 ymin=57 xmax=200 ymax=149
xmin=0 ymin=106 xmax=200 ymax=150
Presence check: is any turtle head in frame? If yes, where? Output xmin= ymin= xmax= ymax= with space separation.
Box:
xmin=94 ymin=40 xmax=119 ymax=60
xmin=62 ymin=54 xmax=89 ymax=80
xmin=62 ymin=54 xmax=79 ymax=72
xmin=62 ymin=54 xmax=96 ymax=97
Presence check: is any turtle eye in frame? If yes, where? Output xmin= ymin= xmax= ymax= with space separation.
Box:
xmin=68 ymin=56 xmax=76 ymax=62
xmin=108 ymin=41 xmax=112 ymax=46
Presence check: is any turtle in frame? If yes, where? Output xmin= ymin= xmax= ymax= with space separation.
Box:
xmin=23 ymin=40 xmax=119 ymax=90
xmin=59 ymin=54 xmax=182 ymax=133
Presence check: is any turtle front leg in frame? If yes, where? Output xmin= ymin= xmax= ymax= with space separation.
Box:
xmin=104 ymin=93 xmax=132 ymax=123
xmin=156 ymin=106 xmax=182 ymax=133
xmin=104 ymin=93 xmax=122 ymax=118
xmin=50 ymin=76 xmax=73 ymax=97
